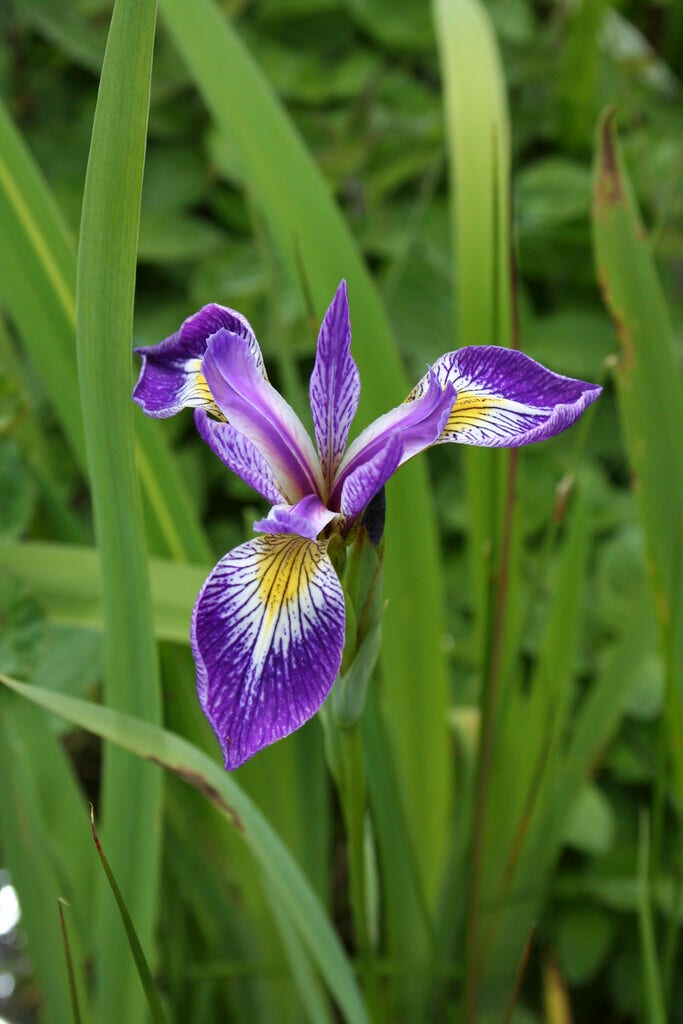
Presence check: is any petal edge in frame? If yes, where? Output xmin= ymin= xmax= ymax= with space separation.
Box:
xmin=417 ymin=346 xmax=602 ymax=448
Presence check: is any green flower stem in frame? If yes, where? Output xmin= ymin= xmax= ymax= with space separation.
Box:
xmin=323 ymin=527 xmax=385 ymax=1012
xmin=336 ymin=721 xmax=380 ymax=1015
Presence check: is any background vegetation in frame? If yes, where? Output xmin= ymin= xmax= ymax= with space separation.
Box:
xmin=0 ymin=0 xmax=682 ymax=1021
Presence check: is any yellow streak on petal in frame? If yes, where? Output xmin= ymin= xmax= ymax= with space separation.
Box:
xmin=182 ymin=359 xmax=225 ymax=420
xmin=255 ymin=535 xmax=321 ymax=631
xmin=445 ymin=391 xmax=507 ymax=433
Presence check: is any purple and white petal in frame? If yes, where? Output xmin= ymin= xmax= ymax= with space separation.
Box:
xmin=133 ymin=303 xmax=263 ymax=419
xmin=202 ymin=329 xmax=324 ymax=504
xmin=194 ymin=409 xmax=283 ymax=506
xmin=339 ymin=433 xmax=402 ymax=522
xmin=254 ymin=495 xmax=338 ymax=542
xmin=329 ymin=370 xmax=456 ymax=508
xmin=412 ymin=346 xmax=602 ymax=447
xmin=192 ymin=534 xmax=345 ymax=770
xmin=180 ymin=303 xmax=264 ymax=373
xmin=309 ymin=281 xmax=360 ymax=486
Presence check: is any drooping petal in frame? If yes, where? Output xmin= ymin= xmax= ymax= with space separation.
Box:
xmin=194 ymin=409 xmax=283 ymax=506
xmin=133 ymin=303 xmax=264 ymax=418
xmin=254 ymin=495 xmax=338 ymax=542
xmin=202 ymin=329 xmax=324 ymax=504
xmin=412 ymin=346 xmax=602 ymax=447
xmin=329 ymin=370 xmax=456 ymax=508
xmin=309 ymin=280 xmax=360 ymax=486
xmin=192 ymin=534 xmax=345 ymax=770
xmin=339 ymin=433 xmax=402 ymax=522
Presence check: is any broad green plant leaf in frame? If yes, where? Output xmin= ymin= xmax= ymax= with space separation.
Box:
xmin=75 ymin=4 xmax=163 ymax=1023
xmin=0 ymin=674 xmax=370 ymax=1024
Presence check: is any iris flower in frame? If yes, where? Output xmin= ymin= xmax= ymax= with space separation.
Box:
xmin=133 ymin=281 xmax=601 ymax=769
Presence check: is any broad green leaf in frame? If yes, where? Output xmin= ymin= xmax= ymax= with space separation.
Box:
xmin=75 ymin=4 xmax=162 ymax=1023
xmin=0 ymin=674 xmax=370 ymax=1024
xmin=563 ymin=785 xmax=616 ymax=856
xmin=555 ymin=907 xmax=616 ymax=986
xmin=0 ymin=439 xmax=36 ymax=539
xmin=0 ymin=575 xmax=46 ymax=678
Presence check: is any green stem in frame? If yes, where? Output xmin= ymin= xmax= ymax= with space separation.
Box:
xmin=338 ymin=722 xmax=380 ymax=1016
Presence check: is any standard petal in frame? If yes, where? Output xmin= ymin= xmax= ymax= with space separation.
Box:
xmin=191 ymin=534 xmax=345 ymax=770
xmin=194 ymin=409 xmax=284 ymax=506
xmin=203 ymin=328 xmax=324 ymax=504
xmin=132 ymin=303 xmax=263 ymax=419
xmin=329 ymin=370 xmax=456 ymax=508
xmin=414 ymin=346 xmax=603 ymax=447
xmin=339 ymin=433 xmax=402 ymax=522
xmin=309 ymin=280 xmax=360 ymax=486
xmin=254 ymin=495 xmax=338 ymax=542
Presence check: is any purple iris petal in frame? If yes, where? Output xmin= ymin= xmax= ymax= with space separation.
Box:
xmin=339 ymin=433 xmax=402 ymax=522
xmin=202 ymin=329 xmax=325 ymax=505
xmin=133 ymin=303 xmax=263 ymax=418
xmin=192 ymin=534 xmax=345 ymax=770
xmin=194 ymin=409 xmax=283 ymax=506
xmin=330 ymin=370 xmax=456 ymax=508
xmin=309 ymin=280 xmax=360 ymax=487
xmin=420 ymin=346 xmax=603 ymax=447
xmin=254 ymin=495 xmax=338 ymax=542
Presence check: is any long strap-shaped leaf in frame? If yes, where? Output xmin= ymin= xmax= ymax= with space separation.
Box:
xmin=0 ymin=674 xmax=370 ymax=1024
xmin=433 ymin=0 xmax=513 ymax=672
xmin=1 ymin=541 xmax=206 ymax=642
xmin=432 ymin=5 xmax=516 ymax=1019
xmin=76 ymin=4 xmax=162 ymax=1024
xmin=593 ymin=110 xmax=683 ymax=806
xmin=158 ymin=0 xmax=450 ymax=909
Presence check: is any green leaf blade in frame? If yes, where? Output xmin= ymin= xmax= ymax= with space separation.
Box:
xmin=592 ymin=110 xmax=683 ymax=806
xmin=75 ymin=3 xmax=163 ymax=1023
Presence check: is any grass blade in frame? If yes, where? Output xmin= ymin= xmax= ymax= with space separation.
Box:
xmin=75 ymin=4 xmax=163 ymax=1023
xmin=637 ymin=814 xmax=667 ymax=1024
xmin=89 ymin=807 xmax=169 ymax=1024
xmin=58 ymin=899 xmax=83 ymax=1024
xmin=0 ymin=673 xmax=370 ymax=1024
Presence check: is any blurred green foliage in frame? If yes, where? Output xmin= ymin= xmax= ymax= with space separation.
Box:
xmin=0 ymin=0 xmax=682 ymax=1022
